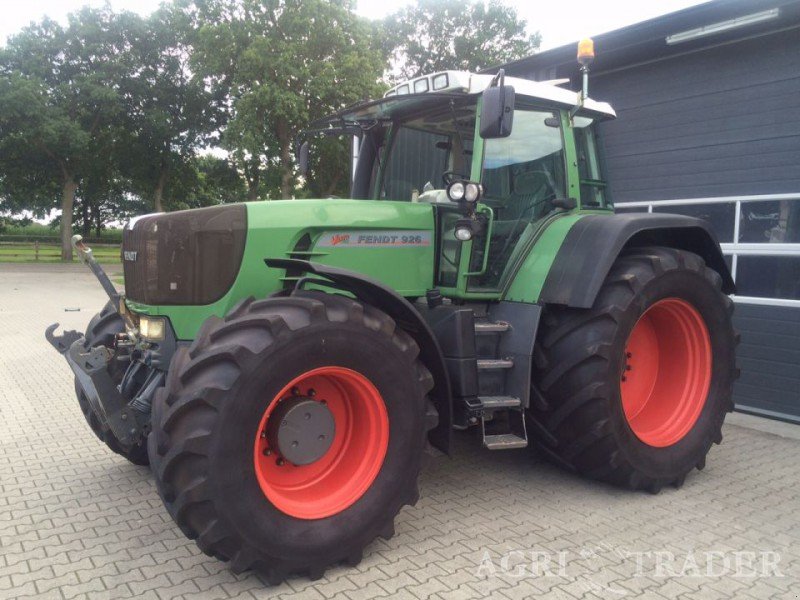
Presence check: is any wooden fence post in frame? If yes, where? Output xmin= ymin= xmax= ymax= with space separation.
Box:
xmin=34 ymin=240 xmax=39 ymax=262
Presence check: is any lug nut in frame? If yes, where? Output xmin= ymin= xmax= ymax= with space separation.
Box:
xmin=308 ymin=389 xmax=316 ymax=397
xmin=626 ymin=352 xmax=632 ymax=358
xmin=263 ymin=448 xmax=272 ymax=456
xmin=291 ymin=386 xmax=300 ymax=395
xmin=621 ymin=375 xmax=627 ymax=382
xmin=276 ymin=458 xmax=285 ymax=466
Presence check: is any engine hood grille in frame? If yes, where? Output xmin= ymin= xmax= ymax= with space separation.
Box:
xmin=122 ymin=204 xmax=247 ymax=305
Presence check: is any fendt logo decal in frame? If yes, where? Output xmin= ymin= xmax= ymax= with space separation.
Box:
xmin=317 ymin=230 xmax=431 ymax=248
xmin=329 ymin=233 xmax=351 ymax=246
xmin=123 ymin=251 xmax=138 ymax=262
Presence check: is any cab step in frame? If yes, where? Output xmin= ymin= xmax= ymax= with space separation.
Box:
xmin=477 ymin=358 xmax=514 ymax=370
xmin=482 ymin=433 xmax=529 ymax=450
xmin=474 ymin=321 xmax=511 ymax=334
xmin=478 ymin=395 xmax=521 ymax=410
xmin=481 ymin=404 xmax=528 ymax=450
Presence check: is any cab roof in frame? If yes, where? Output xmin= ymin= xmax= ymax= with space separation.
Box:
xmin=310 ymin=70 xmax=615 ymax=130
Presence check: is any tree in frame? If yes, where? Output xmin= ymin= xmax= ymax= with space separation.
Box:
xmin=383 ymin=0 xmax=541 ymax=81
xmin=0 ymin=9 xmax=131 ymax=259
xmin=191 ymin=154 xmax=249 ymax=206
xmin=119 ymin=5 xmax=220 ymax=213
xmin=188 ymin=0 xmax=387 ymax=200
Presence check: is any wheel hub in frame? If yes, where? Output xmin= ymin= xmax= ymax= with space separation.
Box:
xmin=266 ymin=396 xmax=335 ymax=466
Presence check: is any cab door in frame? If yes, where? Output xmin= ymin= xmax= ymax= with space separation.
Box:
xmin=465 ymin=107 xmax=569 ymax=293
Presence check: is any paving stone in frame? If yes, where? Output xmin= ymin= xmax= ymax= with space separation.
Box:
xmin=0 ymin=264 xmax=799 ymax=600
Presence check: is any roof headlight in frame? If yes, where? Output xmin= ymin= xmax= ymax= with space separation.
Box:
xmin=432 ymin=73 xmax=449 ymax=90
xmin=413 ymin=78 xmax=429 ymax=93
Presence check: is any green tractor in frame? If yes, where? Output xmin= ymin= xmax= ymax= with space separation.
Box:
xmin=47 ymin=42 xmax=737 ymax=583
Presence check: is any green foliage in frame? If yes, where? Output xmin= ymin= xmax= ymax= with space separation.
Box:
xmin=0 ymin=0 xmax=542 ymax=253
xmin=116 ymin=5 xmax=220 ymax=212
xmin=383 ymin=0 xmax=541 ymax=81
xmin=0 ymin=7 xmax=139 ymax=258
xmin=187 ymin=0 xmax=387 ymax=199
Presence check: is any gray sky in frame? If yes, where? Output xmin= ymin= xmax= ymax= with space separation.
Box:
xmin=2 ymin=0 xmax=706 ymax=50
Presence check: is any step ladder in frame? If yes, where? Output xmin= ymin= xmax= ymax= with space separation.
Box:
xmin=475 ymin=320 xmax=529 ymax=450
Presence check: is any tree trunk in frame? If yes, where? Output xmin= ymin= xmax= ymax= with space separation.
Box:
xmin=153 ymin=167 xmax=168 ymax=213
xmin=81 ymin=199 xmax=91 ymax=238
xmin=244 ymin=158 xmax=260 ymax=201
xmin=91 ymin=202 xmax=102 ymax=238
xmin=277 ymin=122 xmax=293 ymax=199
xmin=60 ymin=176 xmax=78 ymax=261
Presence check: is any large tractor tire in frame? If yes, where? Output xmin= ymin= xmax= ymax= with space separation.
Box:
xmin=75 ymin=301 xmax=149 ymax=466
xmin=148 ymin=291 xmax=434 ymax=583
xmin=529 ymin=246 xmax=737 ymax=493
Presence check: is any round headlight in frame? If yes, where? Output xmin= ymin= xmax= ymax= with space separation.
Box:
xmin=464 ymin=183 xmax=482 ymax=203
xmin=447 ymin=181 xmax=465 ymax=202
xmin=454 ymin=226 xmax=473 ymax=241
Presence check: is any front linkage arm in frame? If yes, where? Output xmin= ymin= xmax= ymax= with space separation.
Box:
xmin=72 ymin=234 xmax=121 ymax=307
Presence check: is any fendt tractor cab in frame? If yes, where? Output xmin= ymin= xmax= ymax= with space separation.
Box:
xmin=47 ymin=41 xmax=737 ymax=583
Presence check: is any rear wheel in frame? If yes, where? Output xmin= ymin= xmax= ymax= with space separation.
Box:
xmin=529 ymin=247 xmax=737 ymax=492
xmin=76 ymin=301 xmax=149 ymax=466
xmin=148 ymin=291 xmax=434 ymax=582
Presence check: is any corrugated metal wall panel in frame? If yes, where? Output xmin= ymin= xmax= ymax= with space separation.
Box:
xmin=733 ymin=304 xmax=800 ymax=421
xmin=589 ymin=28 xmax=800 ymax=202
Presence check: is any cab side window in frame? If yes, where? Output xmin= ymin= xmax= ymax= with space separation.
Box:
xmin=380 ymin=127 xmax=449 ymax=201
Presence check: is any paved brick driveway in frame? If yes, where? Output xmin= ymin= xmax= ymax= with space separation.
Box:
xmin=1 ymin=264 xmax=799 ymax=600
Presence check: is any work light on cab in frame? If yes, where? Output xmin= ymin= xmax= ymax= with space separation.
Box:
xmin=447 ymin=181 xmax=465 ymax=201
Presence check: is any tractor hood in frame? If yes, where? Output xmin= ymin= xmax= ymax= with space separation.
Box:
xmin=123 ymin=199 xmax=436 ymax=340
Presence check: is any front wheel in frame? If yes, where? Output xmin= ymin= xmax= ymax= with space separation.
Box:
xmin=148 ymin=291 xmax=434 ymax=582
xmin=529 ymin=246 xmax=738 ymax=492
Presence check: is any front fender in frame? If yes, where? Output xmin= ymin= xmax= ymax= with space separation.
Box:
xmin=265 ymin=258 xmax=452 ymax=454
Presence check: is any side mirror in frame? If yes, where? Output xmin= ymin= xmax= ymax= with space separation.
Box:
xmin=297 ymin=141 xmax=310 ymax=176
xmin=480 ymin=84 xmax=515 ymax=139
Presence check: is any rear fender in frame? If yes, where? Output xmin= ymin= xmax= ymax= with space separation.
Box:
xmin=265 ymin=258 xmax=452 ymax=454
xmin=539 ymin=213 xmax=735 ymax=308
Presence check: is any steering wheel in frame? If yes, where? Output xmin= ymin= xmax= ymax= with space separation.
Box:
xmin=442 ymin=171 xmax=470 ymax=186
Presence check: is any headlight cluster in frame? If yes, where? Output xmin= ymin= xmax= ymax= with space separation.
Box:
xmin=138 ymin=315 xmax=166 ymax=341
xmin=447 ymin=180 xmax=483 ymax=204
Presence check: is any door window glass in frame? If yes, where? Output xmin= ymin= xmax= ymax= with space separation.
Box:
xmin=469 ymin=109 xmax=566 ymax=291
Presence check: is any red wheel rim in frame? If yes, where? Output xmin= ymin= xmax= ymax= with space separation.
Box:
xmin=620 ymin=298 xmax=712 ymax=447
xmin=253 ymin=366 xmax=389 ymax=519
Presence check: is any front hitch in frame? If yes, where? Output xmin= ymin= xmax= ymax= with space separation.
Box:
xmin=45 ymin=326 xmax=148 ymax=446
xmin=45 ymin=323 xmax=83 ymax=355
